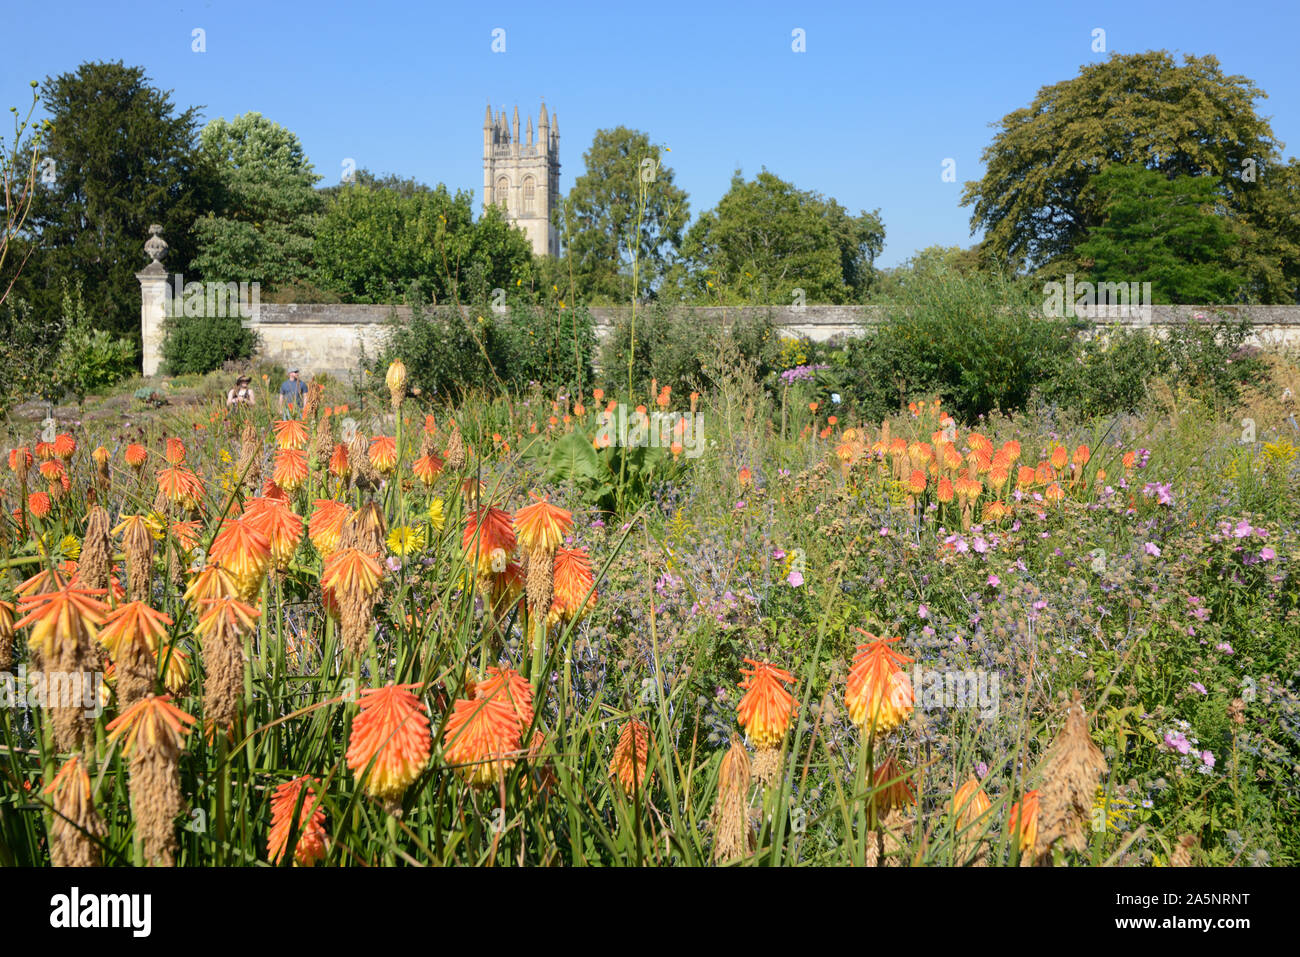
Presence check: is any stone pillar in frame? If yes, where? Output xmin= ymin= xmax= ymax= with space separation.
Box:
xmin=136 ymin=225 xmax=169 ymax=376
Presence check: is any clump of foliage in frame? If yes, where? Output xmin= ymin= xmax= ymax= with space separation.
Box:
xmin=160 ymin=310 xmax=259 ymax=376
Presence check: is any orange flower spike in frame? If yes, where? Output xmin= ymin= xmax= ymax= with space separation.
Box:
xmin=14 ymin=582 xmax=110 ymax=658
xmin=271 ymin=418 xmax=309 ymax=451
xmin=272 ymin=447 xmax=309 ymax=491
xmin=412 ymin=452 xmax=444 ymax=486
xmin=27 ymin=492 xmax=51 ymax=518
xmin=610 ymin=719 xmax=653 ymax=796
xmin=267 ymin=776 xmax=328 ymax=867
xmin=208 ymin=517 xmax=271 ymax=600
xmin=183 ymin=564 xmax=240 ymax=605
xmin=307 ymin=499 xmax=352 ymax=557
xmin=163 ymin=438 xmax=186 ymax=466
xmin=98 ymin=601 xmax=174 ymax=660
xmin=8 ymin=446 xmax=32 ymax=472
xmin=844 ymin=635 xmax=914 ymax=735
xmin=736 ymin=659 xmax=798 ymax=749
xmin=1049 ymin=445 xmax=1069 ymax=472
xmin=548 ymin=547 xmax=598 ymax=624
xmin=244 ymin=498 xmax=304 ymax=567
xmin=345 ymin=684 xmax=431 ymax=802
xmin=105 ymin=694 xmax=196 ymax=756
xmin=462 ymin=507 xmax=517 ymax=576
xmin=476 ymin=666 xmax=534 ymax=733
xmin=124 ymin=444 xmax=148 ymax=469
xmin=442 ymin=693 xmax=522 ymax=787
xmin=513 ymin=496 xmax=573 ymax=555
xmin=53 ymin=434 xmax=77 ymax=461
xmin=194 ymin=596 xmax=261 ymax=643
xmin=1008 ymin=789 xmax=1041 ymax=855
xmin=952 ymin=776 xmax=992 ymax=830
xmin=328 ymin=443 xmax=349 ymax=477
xmin=907 ymin=468 xmax=927 ymax=495
xmin=321 ymin=547 xmax=384 ymax=599
xmin=368 ymin=436 xmax=398 ymax=475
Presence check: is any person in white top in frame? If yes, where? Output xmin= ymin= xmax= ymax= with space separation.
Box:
xmin=227 ymin=375 xmax=255 ymax=407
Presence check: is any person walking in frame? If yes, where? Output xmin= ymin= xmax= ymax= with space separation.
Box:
xmin=278 ymin=369 xmax=309 ymax=415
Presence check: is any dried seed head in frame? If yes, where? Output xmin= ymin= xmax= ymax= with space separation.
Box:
xmin=1035 ymin=691 xmax=1107 ymax=857
xmin=80 ymin=506 xmax=113 ymax=592
xmin=45 ymin=756 xmax=107 ymax=867
xmin=525 ymin=546 xmax=554 ymax=617
xmin=712 ymin=734 xmax=753 ymax=863
xmin=444 ymin=424 xmax=465 ymax=471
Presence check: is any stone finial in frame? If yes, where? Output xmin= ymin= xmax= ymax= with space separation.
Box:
xmin=144 ymin=224 xmax=168 ymax=264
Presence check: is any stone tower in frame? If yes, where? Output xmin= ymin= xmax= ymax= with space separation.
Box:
xmin=483 ymin=101 xmax=560 ymax=258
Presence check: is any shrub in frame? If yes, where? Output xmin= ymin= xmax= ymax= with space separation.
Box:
xmin=373 ymin=298 xmax=490 ymax=402
xmin=50 ymin=281 xmax=136 ymax=404
xmin=599 ymin=303 xmax=780 ymax=394
xmin=160 ymin=312 xmax=259 ymax=376
xmin=840 ymin=267 xmax=1076 ymax=421
xmin=484 ymin=300 xmax=597 ymax=393
xmin=1038 ymin=326 xmax=1168 ymax=417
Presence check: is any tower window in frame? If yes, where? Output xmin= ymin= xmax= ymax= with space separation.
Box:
xmin=523 ymin=177 xmax=536 ymax=215
xmin=496 ymin=177 xmax=510 ymax=211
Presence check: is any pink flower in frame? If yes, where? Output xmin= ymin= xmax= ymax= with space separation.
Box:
xmin=1144 ymin=542 xmax=1161 ymax=557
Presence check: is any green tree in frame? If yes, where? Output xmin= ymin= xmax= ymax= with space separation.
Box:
xmin=561 ymin=127 xmax=689 ymax=303
xmin=1073 ymin=164 xmax=1245 ymax=303
xmin=677 ymin=170 xmax=884 ymax=304
xmin=189 ymin=112 xmax=323 ymax=288
xmin=8 ymin=61 xmax=211 ymax=345
xmin=961 ymin=51 xmax=1283 ymax=287
xmin=313 ymin=184 xmax=532 ymax=304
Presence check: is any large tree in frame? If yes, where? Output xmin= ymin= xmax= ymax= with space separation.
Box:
xmin=189 ymin=112 xmax=323 ymax=288
xmin=961 ymin=51 xmax=1284 ymax=287
xmin=312 ymin=183 xmax=532 ymax=304
xmin=677 ymin=169 xmax=884 ymax=304
xmin=1073 ymin=164 xmax=1245 ymax=303
xmin=560 ymin=127 xmax=689 ymax=303
xmin=8 ymin=61 xmax=211 ymax=343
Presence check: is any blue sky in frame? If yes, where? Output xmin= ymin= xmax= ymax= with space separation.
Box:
xmin=5 ymin=0 xmax=1299 ymax=266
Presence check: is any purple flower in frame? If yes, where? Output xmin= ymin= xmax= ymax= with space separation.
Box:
xmin=1260 ymin=547 xmax=1277 ymax=561
xmin=1144 ymin=541 xmax=1162 ymax=557
xmin=975 ymin=762 xmax=989 ymax=779
xmin=1190 ymin=682 xmax=1208 ymax=696
xmin=918 ymin=604 xmax=929 ymax=619
xmin=1164 ymin=731 xmax=1191 ymax=755
xmin=1201 ymin=750 xmax=1216 ymax=768
xmin=1216 ymin=642 xmax=1234 ymax=654
xmin=987 ymin=573 xmax=1001 ymax=587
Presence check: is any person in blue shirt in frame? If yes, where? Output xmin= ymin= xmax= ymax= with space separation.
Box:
xmin=278 ymin=369 xmax=309 ymax=414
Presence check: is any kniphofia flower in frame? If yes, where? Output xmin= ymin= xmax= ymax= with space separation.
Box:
xmin=345 ymin=684 xmax=431 ymax=802
xmin=513 ymin=495 xmax=573 ymax=555
xmin=610 ymin=719 xmax=653 ymax=796
xmin=321 ymin=547 xmax=384 ymax=602
xmin=845 ymin=635 xmax=914 ymax=735
xmin=272 ymin=418 xmax=309 ymax=451
xmin=308 ymin=499 xmax=351 ymax=557
xmin=104 ymin=694 xmax=197 ymax=755
xmin=549 ymin=547 xmax=597 ymax=624
xmin=244 ymin=496 xmax=304 ymax=568
xmin=98 ymin=601 xmax=174 ymax=661
xmin=368 ymin=436 xmax=398 ymax=475
xmin=14 ymin=582 xmax=110 ymax=659
xmin=952 ymin=775 xmax=993 ymax=833
xmin=53 ymin=434 xmax=77 ymax=460
xmin=267 ymin=776 xmax=328 ymax=867
xmin=1008 ymin=790 xmax=1041 ymax=855
xmin=272 ymin=447 xmax=309 ymax=491
xmin=164 ymin=438 xmax=186 ymax=465
xmin=476 ymin=666 xmax=534 ymax=733
xmin=736 ymin=659 xmax=797 ymax=750
xmin=124 ymin=444 xmax=148 ymax=469
xmin=442 ymin=693 xmax=521 ymax=787
xmin=412 ymin=452 xmax=444 ymax=486
xmin=208 ymin=517 xmax=272 ymax=600
xmin=156 ymin=464 xmax=204 ymax=508
xmin=184 ymin=564 xmax=240 ymax=605
xmin=462 ymin=506 xmax=516 ymax=577
xmin=328 ymin=443 xmax=349 ymax=477
xmin=27 ymin=492 xmax=51 ymax=518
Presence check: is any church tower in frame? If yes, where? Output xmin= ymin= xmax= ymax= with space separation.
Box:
xmin=482 ymin=101 xmax=560 ymax=258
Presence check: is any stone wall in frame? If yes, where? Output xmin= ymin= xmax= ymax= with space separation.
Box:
xmin=137 ymin=256 xmax=1300 ymax=377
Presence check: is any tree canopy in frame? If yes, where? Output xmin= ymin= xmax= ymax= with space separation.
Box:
xmin=560 ymin=127 xmax=689 ymax=303
xmin=961 ymin=50 xmax=1292 ymax=299
xmin=189 ymin=112 xmax=323 ymax=288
